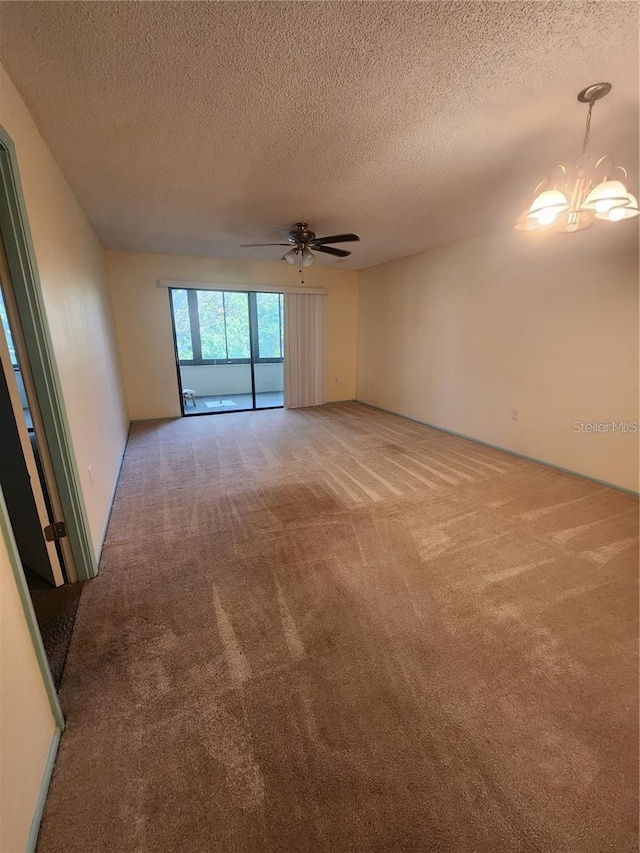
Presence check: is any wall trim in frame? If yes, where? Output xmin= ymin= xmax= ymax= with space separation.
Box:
xmin=358 ymin=401 xmax=640 ymax=497
xmin=26 ymin=728 xmax=61 ymax=853
xmin=0 ymin=124 xmax=97 ymax=581
xmin=94 ymin=425 xmax=130 ymax=563
xmin=158 ymin=278 xmax=328 ymax=296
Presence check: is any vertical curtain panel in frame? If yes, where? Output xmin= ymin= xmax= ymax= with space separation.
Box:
xmin=283 ymin=292 xmax=325 ymax=409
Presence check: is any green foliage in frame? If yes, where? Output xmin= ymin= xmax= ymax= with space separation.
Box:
xmin=257 ymin=293 xmax=283 ymax=359
xmin=171 ymin=289 xmax=283 ymax=362
xmin=198 ymin=291 xmax=241 ymax=359
xmin=171 ymin=289 xmax=193 ymax=361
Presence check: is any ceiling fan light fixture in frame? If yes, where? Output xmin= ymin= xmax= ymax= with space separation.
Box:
xmin=284 ymin=246 xmax=315 ymax=266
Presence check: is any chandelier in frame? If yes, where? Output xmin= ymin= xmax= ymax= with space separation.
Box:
xmin=514 ymin=83 xmax=638 ymax=233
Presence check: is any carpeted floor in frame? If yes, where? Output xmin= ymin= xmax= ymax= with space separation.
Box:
xmin=38 ymin=403 xmax=639 ymax=852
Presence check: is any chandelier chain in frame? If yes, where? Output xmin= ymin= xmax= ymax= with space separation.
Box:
xmin=582 ymin=100 xmax=594 ymax=155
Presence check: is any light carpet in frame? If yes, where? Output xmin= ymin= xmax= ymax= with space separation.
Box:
xmin=37 ymin=403 xmax=639 ymax=852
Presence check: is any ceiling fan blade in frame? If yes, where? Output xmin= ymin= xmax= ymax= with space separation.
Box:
xmin=310 ymin=233 xmax=360 ymax=245
xmin=313 ymin=245 xmax=351 ymax=258
xmin=240 ymin=243 xmax=290 ymax=247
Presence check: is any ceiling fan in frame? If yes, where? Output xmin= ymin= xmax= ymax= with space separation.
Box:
xmin=241 ymin=222 xmax=360 ymax=267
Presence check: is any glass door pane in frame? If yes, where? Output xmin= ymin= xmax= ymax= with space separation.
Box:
xmin=253 ymin=292 xmax=284 ymax=409
xmin=173 ymin=289 xmax=253 ymax=415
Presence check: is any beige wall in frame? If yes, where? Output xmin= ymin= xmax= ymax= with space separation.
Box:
xmin=357 ymin=225 xmax=639 ymax=492
xmin=0 ymin=500 xmax=57 ymax=852
xmin=106 ymin=250 xmax=359 ymax=420
xmin=0 ymin=63 xmax=129 ymax=552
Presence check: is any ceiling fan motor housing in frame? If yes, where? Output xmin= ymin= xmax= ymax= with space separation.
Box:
xmin=287 ymin=223 xmax=316 ymax=245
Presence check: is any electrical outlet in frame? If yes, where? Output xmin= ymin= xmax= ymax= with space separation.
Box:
xmin=88 ymin=465 xmax=93 ymax=485
xmin=511 ymin=409 xmax=519 ymax=421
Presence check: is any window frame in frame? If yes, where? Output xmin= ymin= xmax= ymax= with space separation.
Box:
xmin=170 ymin=288 xmax=284 ymax=366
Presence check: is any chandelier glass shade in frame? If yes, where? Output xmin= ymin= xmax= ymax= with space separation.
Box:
xmin=515 ymin=83 xmax=638 ymax=233
xmin=580 ymin=178 xmax=629 ymax=212
xmin=594 ymin=193 xmax=638 ymax=221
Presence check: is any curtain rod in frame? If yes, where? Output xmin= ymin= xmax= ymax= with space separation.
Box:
xmin=157 ymin=279 xmax=328 ymax=296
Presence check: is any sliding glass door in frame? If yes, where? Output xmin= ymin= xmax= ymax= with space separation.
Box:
xmin=169 ymin=287 xmax=284 ymax=415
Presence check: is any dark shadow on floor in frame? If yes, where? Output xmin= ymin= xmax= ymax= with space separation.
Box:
xmin=25 ymin=568 xmax=83 ymax=690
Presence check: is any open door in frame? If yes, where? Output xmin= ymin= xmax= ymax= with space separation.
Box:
xmin=0 ymin=293 xmax=64 ymax=586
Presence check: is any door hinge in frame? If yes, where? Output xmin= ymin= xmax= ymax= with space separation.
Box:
xmin=44 ymin=521 xmax=67 ymax=542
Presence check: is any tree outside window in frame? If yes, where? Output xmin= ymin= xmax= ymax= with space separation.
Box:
xmin=170 ymin=288 xmax=283 ymax=365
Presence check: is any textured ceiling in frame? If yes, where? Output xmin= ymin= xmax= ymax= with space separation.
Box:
xmin=0 ymin=1 xmax=637 ymax=269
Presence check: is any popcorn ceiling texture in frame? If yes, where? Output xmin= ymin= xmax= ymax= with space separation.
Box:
xmin=0 ymin=1 xmax=637 ymax=269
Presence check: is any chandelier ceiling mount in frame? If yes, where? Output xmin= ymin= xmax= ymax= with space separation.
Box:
xmin=576 ymin=82 xmax=612 ymax=103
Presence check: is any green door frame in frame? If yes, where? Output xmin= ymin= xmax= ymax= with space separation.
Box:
xmin=0 ymin=125 xmax=96 ymax=582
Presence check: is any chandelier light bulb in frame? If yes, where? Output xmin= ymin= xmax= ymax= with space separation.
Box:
xmin=537 ymin=208 xmax=558 ymax=226
xmin=608 ymin=207 xmax=626 ymax=221
xmin=595 ymin=194 xmax=638 ymax=222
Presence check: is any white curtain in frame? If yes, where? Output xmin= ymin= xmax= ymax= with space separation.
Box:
xmin=283 ymin=292 xmax=325 ymax=408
